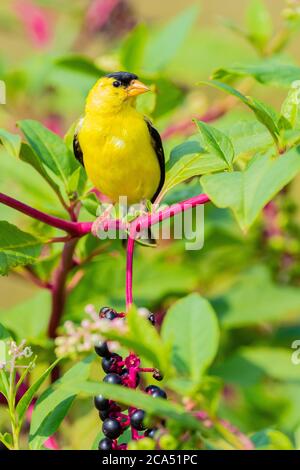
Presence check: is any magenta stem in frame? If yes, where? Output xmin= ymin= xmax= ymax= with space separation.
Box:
xmin=103 ymin=193 xmax=210 ymax=233
xmin=48 ymin=238 xmax=78 ymax=338
xmin=126 ymin=235 xmax=135 ymax=312
xmin=0 ymin=192 xmax=92 ymax=236
xmin=133 ymin=193 xmax=210 ymax=234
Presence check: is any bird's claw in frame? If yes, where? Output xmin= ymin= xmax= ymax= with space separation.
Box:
xmin=92 ymin=206 xmax=115 ymax=237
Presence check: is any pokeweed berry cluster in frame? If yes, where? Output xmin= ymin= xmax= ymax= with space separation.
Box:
xmin=94 ymin=307 xmax=167 ymax=451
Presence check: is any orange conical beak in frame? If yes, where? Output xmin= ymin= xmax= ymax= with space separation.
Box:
xmin=127 ymin=79 xmax=150 ymax=97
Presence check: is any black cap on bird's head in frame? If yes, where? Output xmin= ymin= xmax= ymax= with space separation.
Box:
xmin=106 ymin=71 xmax=138 ymax=87
xmin=105 ymin=71 xmax=149 ymax=97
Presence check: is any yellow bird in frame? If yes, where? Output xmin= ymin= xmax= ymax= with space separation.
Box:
xmin=73 ymin=72 xmax=165 ymax=206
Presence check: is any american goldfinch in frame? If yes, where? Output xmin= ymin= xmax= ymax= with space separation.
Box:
xmin=73 ymin=72 xmax=165 ymax=206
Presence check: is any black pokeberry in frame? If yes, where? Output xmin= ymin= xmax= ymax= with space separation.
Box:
xmin=130 ymin=409 xmax=146 ymax=431
xmin=103 ymin=373 xmax=122 ymax=385
xmin=102 ymin=353 xmax=122 ymax=373
xmin=102 ymin=417 xmax=122 ymax=439
xmin=148 ymin=313 xmax=155 ymax=325
xmin=145 ymin=385 xmax=160 ymax=394
xmin=99 ymin=306 xmax=117 ymax=321
xmin=94 ymin=394 xmax=109 ymax=411
xmin=94 ymin=341 xmax=111 ymax=358
xmin=144 ymin=428 xmax=157 ymax=439
xmin=98 ymin=437 xmax=113 ymax=450
xmin=153 ymin=370 xmax=163 ymax=381
xmin=99 ymin=409 xmax=110 ymax=421
xmin=146 ymin=385 xmax=167 ymax=399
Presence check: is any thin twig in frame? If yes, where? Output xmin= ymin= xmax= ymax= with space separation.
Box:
xmin=126 ymin=236 xmax=135 ymax=312
xmin=48 ymin=238 xmax=78 ymax=339
xmin=0 ymin=192 xmax=92 ymax=236
xmin=23 ymin=266 xmax=52 ymax=289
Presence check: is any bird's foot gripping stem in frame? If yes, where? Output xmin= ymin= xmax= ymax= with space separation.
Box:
xmin=91 ymin=205 xmax=120 ymax=238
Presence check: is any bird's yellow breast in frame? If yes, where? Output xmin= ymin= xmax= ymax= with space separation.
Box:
xmin=78 ymin=108 xmax=161 ymax=205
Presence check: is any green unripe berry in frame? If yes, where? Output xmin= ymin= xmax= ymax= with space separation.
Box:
xmin=127 ymin=441 xmax=139 ymax=451
xmin=159 ymin=434 xmax=178 ymax=450
xmin=138 ymin=437 xmax=156 ymax=450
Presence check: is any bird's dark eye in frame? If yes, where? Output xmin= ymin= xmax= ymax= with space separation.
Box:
xmin=113 ymin=80 xmax=121 ymax=88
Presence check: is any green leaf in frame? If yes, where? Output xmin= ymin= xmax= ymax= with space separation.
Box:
xmin=19 ymin=142 xmax=63 ymax=198
xmin=104 ymin=305 xmax=170 ymax=375
xmin=54 ymin=55 xmax=104 ymax=77
xmin=201 ymin=147 xmax=300 ymax=231
xmin=167 ymin=141 xmax=204 ymax=168
xmin=0 ymin=323 xmax=11 ymax=341
xmin=60 ymin=380 xmax=204 ymax=432
xmin=240 ymin=347 xmax=300 ymax=382
xmin=199 ymin=81 xmax=280 ymax=144
xmin=212 ymin=266 xmax=300 ymax=328
xmin=195 ymin=121 xmax=234 ymax=168
xmin=0 ymin=129 xmax=21 ymax=158
xmin=16 ymin=358 xmax=61 ymax=424
xmin=67 ymin=166 xmax=87 ymax=197
xmin=212 ymin=61 xmax=300 ymax=88
xmin=248 ymin=97 xmax=280 ymax=143
xmin=0 ymin=433 xmax=13 ymax=450
xmin=120 ymin=24 xmax=148 ymax=71
xmin=246 ymin=0 xmax=273 ymax=49
xmin=80 ymin=192 xmax=99 ymax=217
xmin=0 ymin=221 xmax=42 ymax=275
xmin=200 ymin=79 xmax=248 ymax=102
xmin=161 ymin=294 xmax=219 ymax=385
xmin=142 ymin=5 xmax=199 ymax=73
xmin=18 ymin=120 xmax=77 ymax=187
xmin=281 ymin=80 xmax=300 ymax=129
xmin=29 ymin=355 xmax=93 ymax=450
xmin=152 ymin=78 xmax=184 ymax=118
xmin=164 ymin=141 xmax=227 ymax=197
xmin=0 ymin=368 xmax=9 ymax=401
xmin=225 ymin=120 xmax=274 ymax=159
xmin=252 ymin=429 xmax=294 ymax=450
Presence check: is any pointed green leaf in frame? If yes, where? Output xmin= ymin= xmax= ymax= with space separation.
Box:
xmin=29 ymin=355 xmax=93 ymax=450
xmin=201 ymin=147 xmax=300 ymax=231
xmin=246 ymin=0 xmax=273 ymax=49
xmin=18 ymin=120 xmax=77 ymax=187
xmin=142 ymin=5 xmax=199 ymax=72
xmin=212 ymin=61 xmax=300 ymax=88
xmin=55 ymin=55 xmax=104 ymax=77
xmin=120 ymin=24 xmax=148 ymax=71
xmin=0 ymin=323 xmax=11 ymax=341
xmin=19 ymin=142 xmax=63 ymax=197
xmin=161 ymin=294 xmax=219 ymax=385
xmin=16 ymin=358 xmax=61 ymax=423
xmin=248 ymin=97 xmax=280 ymax=143
xmin=0 ymin=129 xmax=21 ymax=158
xmin=226 ymin=120 xmax=274 ymax=159
xmin=164 ymin=141 xmax=227 ymax=196
xmin=195 ymin=121 xmax=234 ymax=167
xmin=80 ymin=192 xmax=99 ymax=216
xmin=0 ymin=221 xmax=42 ymax=275
xmin=281 ymin=80 xmax=300 ymax=129
xmin=199 ymin=81 xmax=280 ymax=144
xmin=60 ymin=380 xmax=204 ymax=432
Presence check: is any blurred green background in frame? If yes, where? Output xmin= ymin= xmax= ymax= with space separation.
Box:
xmin=1 ymin=0 xmax=300 ymax=450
